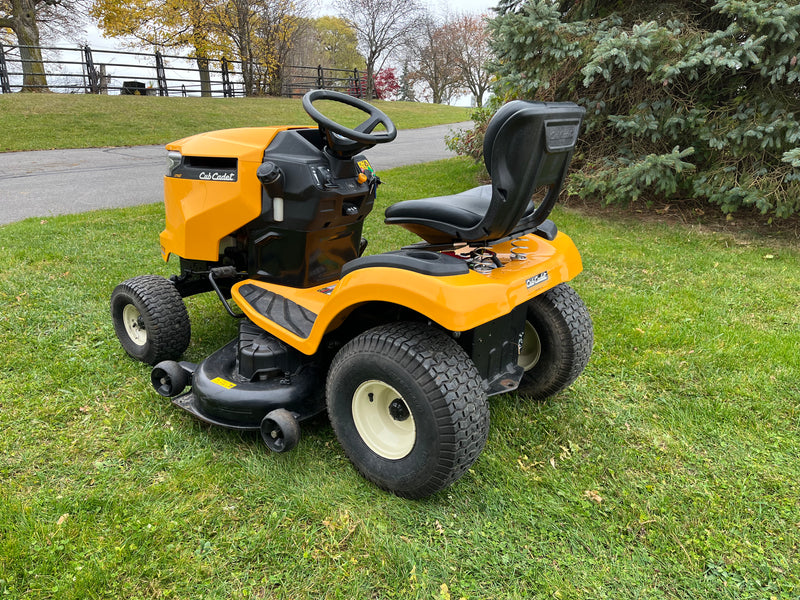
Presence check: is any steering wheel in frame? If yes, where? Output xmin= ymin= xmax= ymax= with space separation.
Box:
xmin=302 ymin=89 xmax=397 ymax=157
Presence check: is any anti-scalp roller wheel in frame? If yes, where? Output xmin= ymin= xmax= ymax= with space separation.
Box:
xmin=260 ymin=409 xmax=300 ymax=453
xmin=151 ymin=360 xmax=190 ymax=397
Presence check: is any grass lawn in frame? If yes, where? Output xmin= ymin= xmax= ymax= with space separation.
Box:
xmin=1 ymin=157 xmax=798 ymax=599
xmin=0 ymin=94 xmax=471 ymax=152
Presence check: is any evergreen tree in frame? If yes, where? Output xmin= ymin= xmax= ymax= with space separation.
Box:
xmin=487 ymin=0 xmax=800 ymax=218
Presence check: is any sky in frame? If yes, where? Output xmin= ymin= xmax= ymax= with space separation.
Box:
xmin=424 ymin=0 xmax=497 ymax=15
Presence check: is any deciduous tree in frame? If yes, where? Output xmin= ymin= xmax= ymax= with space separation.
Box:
xmin=373 ymin=66 xmax=398 ymax=99
xmin=333 ymin=0 xmax=422 ymax=99
xmin=91 ymin=0 xmax=221 ymax=95
xmin=1 ymin=0 xmax=63 ymax=91
xmin=289 ymin=15 xmax=363 ymax=71
xmin=449 ymin=13 xmax=492 ymax=107
xmin=314 ymin=15 xmax=362 ymax=70
xmin=91 ymin=0 xmax=306 ymax=96
xmin=409 ymin=14 xmax=462 ymax=104
xmin=211 ymin=0 xmax=303 ymax=96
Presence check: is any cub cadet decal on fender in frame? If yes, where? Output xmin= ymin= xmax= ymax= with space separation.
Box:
xmin=526 ymin=271 xmax=549 ymax=289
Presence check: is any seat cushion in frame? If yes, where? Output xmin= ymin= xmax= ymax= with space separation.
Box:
xmin=385 ymin=185 xmax=538 ymax=244
xmin=384 ymin=185 xmax=493 ymax=230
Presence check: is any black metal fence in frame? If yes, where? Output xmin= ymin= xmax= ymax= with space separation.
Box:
xmin=0 ymin=44 xmax=371 ymax=98
xmin=281 ymin=64 xmax=369 ymax=98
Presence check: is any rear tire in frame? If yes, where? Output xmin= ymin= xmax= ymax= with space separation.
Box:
xmin=516 ymin=283 xmax=593 ymax=400
xmin=326 ymin=322 xmax=489 ymax=499
xmin=111 ymin=275 xmax=190 ymax=365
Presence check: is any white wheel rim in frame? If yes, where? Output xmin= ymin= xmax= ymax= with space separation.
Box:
xmin=352 ymin=380 xmax=416 ymax=460
xmin=518 ymin=320 xmax=541 ymax=371
xmin=122 ymin=304 xmax=147 ymax=346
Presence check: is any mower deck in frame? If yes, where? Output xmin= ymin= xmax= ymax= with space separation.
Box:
xmin=170 ymin=320 xmax=325 ymax=430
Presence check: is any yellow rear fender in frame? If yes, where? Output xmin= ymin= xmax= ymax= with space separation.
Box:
xmin=231 ymin=231 xmax=583 ymax=356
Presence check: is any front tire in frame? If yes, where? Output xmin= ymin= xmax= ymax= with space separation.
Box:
xmin=516 ymin=283 xmax=593 ymax=400
xmin=326 ymin=322 xmax=489 ymax=499
xmin=111 ymin=275 xmax=191 ymax=365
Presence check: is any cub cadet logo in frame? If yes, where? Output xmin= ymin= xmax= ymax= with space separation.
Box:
xmin=526 ymin=271 xmax=549 ymax=289
xmin=199 ymin=171 xmax=236 ymax=182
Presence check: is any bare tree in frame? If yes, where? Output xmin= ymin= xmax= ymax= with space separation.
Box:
xmin=333 ymin=0 xmax=422 ymax=99
xmin=449 ymin=13 xmax=492 ymax=107
xmin=409 ymin=13 xmax=462 ymax=104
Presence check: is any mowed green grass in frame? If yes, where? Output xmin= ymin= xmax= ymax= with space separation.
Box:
xmin=0 ymin=93 xmax=470 ymax=152
xmin=1 ymin=158 xmax=799 ymax=599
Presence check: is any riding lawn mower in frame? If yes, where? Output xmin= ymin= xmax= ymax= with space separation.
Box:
xmin=110 ymin=90 xmax=593 ymax=499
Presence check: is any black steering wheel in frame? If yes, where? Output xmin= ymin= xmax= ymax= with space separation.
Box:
xmin=302 ymin=89 xmax=397 ymax=157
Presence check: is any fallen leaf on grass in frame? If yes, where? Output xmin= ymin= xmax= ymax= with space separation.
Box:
xmin=583 ymin=490 xmax=603 ymax=504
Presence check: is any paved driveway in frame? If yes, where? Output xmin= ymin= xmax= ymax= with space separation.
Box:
xmin=0 ymin=122 xmax=471 ymax=226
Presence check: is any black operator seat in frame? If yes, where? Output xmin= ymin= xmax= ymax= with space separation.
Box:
xmin=384 ymin=100 xmax=586 ymax=245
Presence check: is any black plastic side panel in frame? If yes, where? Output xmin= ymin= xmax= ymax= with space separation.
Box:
xmin=246 ymin=129 xmax=377 ymax=287
xmin=248 ymin=223 xmax=363 ymax=288
xmin=459 ymin=305 xmax=527 ymax=396
xmin=238 ymin=320 xmax=309 ymax=380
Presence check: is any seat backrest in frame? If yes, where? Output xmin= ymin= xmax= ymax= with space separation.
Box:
xmin=471 ymin=100 xmax=585 ymax=241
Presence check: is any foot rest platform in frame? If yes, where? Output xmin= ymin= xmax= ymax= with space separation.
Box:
xmin=237 ymin=284 xmax=318 ymax=339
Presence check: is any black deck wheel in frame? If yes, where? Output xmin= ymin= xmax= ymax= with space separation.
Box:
xmin=516 ymin=283 xmax=593 ymax=400
xmin=151 ymin=360 xmax=189 ymax=397
xmin=260 ymin=409 xmax=300 ymax=453
xmin=326 ymin=322 xmax=489 ymax=499
xmin=111 ymin=275 xmax=191 ymax=365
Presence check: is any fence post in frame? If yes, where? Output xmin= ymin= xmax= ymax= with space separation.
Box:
xmin=83 ymin=45 xmax=101 ymax=94
xmin=0 ymin=45 xmax=10 ymax=94
xmin=317 ymin=64 xmax=324 ymax=89
xmin=99 ymin=64 xmax=109 ymax=94
xmin=222 ymin=58 xmax=233 ymax=98
xmin=155 ymin=51 xmax=169 ymax=96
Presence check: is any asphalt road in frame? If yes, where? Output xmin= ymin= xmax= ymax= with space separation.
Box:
xmin=0 ymin=121 xmax=471 ymax=226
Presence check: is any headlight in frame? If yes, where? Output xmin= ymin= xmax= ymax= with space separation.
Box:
xmin=166 ymin=151 xmax=182 ymax=177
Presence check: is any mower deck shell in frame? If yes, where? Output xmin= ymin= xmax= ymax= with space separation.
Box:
xmin=175 ymin=336 xmax=324 ymax=429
